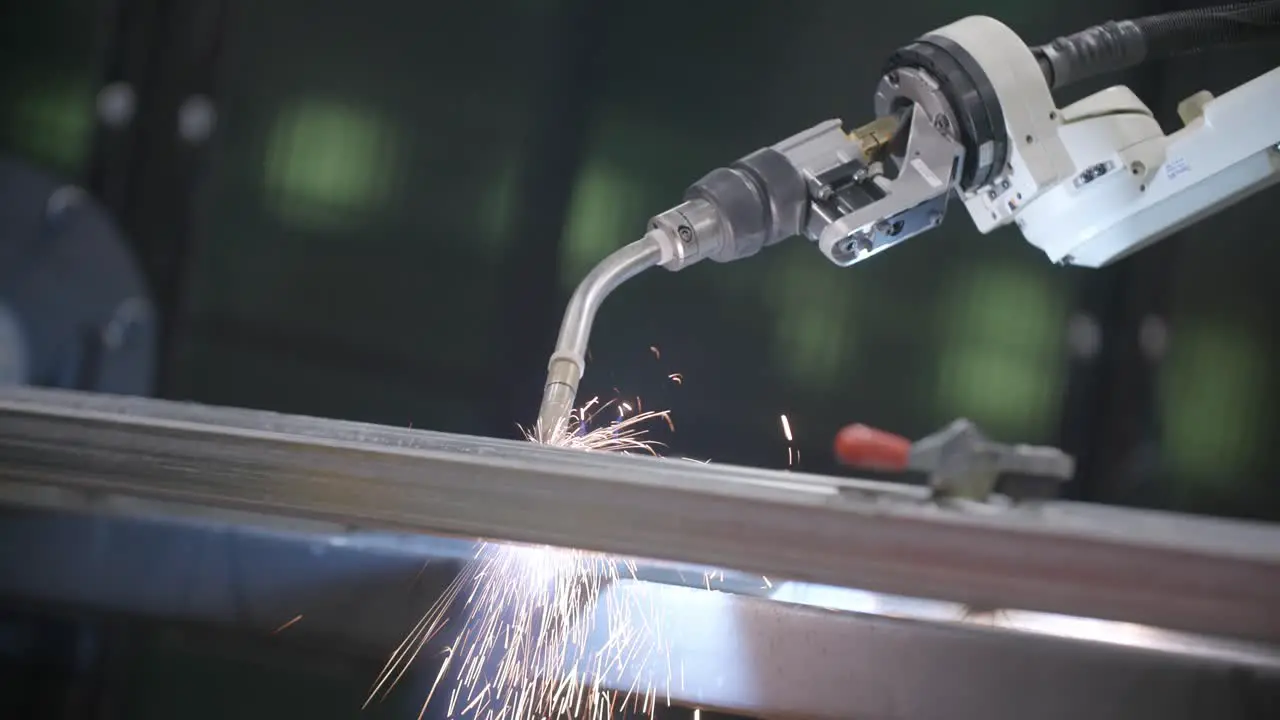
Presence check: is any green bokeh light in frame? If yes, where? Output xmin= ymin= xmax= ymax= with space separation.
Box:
xmin=263 ymin=99 xmax=399 ymax=230
xmin=1160 ymin=322 xmax=1265 ymax=480
xmin=767 ymin=247 xmax=856 ymax=391
xmin=559 ymin=157 xmax=647 ymax=287
xmin=935 ymin=264 xmax=1064 ymax=438
xmin=476 ymin=161 xmax=519 ymax=257
xmin=7 ymin=78 xmax=94 ymax=172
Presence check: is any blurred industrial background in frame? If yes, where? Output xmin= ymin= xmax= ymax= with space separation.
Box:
xmin=1 ymin=0 xmax=1277 ymax=718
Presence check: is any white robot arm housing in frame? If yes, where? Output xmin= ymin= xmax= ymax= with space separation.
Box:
xmin=936 ymin=16 xmax=1280 ymax=267
xmin=536 ymin=3 xmax=1280 ymax=434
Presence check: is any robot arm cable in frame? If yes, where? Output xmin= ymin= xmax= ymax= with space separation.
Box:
xmin=1034 ymin=1 xmax=1280 ymax=90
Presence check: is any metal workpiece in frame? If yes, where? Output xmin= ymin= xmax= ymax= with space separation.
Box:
xmin=584 ymin=581 xmax=1280 ymax=720
xmin=7 ymin=496 xmax=1279 ymax=720
xmin=4 ymin=387 xmax=1280 ymax=645
xmin=536 ymin=236 xmax=661 ymax=439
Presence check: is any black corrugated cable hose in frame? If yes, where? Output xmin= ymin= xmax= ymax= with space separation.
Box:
xmin=1032 ymin=1 xmax=1280 ymax=90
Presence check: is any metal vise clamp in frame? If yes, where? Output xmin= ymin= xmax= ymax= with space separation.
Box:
xmin=834 ymin=418 xmax=1076 ymax=501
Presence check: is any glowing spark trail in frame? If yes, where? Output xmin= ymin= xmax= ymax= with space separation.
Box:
xmin=272 ymin=614 xmax=303 ymax=634
xmin=370 ymin=399 xmax=675 ymax=719
xmin=780 ymin=414 xmax=799 ymax=468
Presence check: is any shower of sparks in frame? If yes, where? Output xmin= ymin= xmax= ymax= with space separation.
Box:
xmin=667 ymin=373 xmax=682 ymax=385
xmin=370 ymin=398 xmax=677 ymax=719
xmin=527 ymin=397 xmax=673 ymax=455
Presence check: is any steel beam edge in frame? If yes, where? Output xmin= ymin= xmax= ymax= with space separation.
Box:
xmin=2 ymin=386 xmax=1280 ymax=645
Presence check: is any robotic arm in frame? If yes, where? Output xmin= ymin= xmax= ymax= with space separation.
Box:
xmin=536 ymin=3 xmax=1280 ymax=439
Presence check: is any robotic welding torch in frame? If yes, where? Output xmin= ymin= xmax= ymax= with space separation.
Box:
xmin=536 ymin=131 xmax=818 ymax=439
xmin=536 ymin=239 xmax=661 ymax=440
xmin=537 ymin=2 xmax=1280 ymax=437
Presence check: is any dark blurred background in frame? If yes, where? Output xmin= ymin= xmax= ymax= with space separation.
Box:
xmin=1 ymin=0 xmax=1277 ymax=717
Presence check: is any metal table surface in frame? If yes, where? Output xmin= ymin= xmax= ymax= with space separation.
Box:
xmin=1 ymin=496 xmax=1279 ymax=720
xmin=2 ymin=386 xmax=1280 ymax=647
xmin=585 ymin=581 xmax=1280 ymax=720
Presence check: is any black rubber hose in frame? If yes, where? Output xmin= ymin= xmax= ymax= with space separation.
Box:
xmin=1032 ymin=1 xmax=1280 ymax=90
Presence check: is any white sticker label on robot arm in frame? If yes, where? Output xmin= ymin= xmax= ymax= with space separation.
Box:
xmin=911 ymin=158 xmax=944 ymax=189
xmin=1164 ymin=157 xmax=1191 ymax=181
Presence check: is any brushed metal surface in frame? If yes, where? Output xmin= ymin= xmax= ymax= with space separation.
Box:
xmin=3 ymin=499 xmax=1278 ymax=720
xmin=3 ymin=386 xmax=1280 ymax=644
xmin=582 ymin=581 xmax=1280 ymax=720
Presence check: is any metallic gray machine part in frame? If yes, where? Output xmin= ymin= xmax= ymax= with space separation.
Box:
xmin=3 ymin=386 xmax=1280 ymax=647
xmin=814 ymin=104 xmax=961 ymax=266
xmin=534 ymin=82 xmax=963 ymax=429
xmin=910 ymin=418 xmax=1075 ymax=499
xmin=537 ymin=145 xmax=810 ymax=433
xmin=536 ymin=237 xmax=662 ymax=439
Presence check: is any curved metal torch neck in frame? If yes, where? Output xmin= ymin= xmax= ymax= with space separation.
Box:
xmin=536 ymin=237 xmax=663 ymax=440
xmin=535 ymin=237 xmax=665 ymax=438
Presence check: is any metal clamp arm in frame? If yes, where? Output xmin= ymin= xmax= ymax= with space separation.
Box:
xmin=835 ymin=418 xmax=1075 ymax=501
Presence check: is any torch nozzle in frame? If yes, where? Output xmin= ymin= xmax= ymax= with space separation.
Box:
xmin=535 ymin=236 xmax=663 ymax=442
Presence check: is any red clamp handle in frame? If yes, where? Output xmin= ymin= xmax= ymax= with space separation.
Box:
xmin=833 ymin=424 xmax=912 ymax=472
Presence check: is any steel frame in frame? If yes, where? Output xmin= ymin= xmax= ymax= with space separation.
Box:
xmin=3 ymin=386 xmax=1280 ymax=647
xmin=1 ymin=476 xmax=1278 ymax=719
